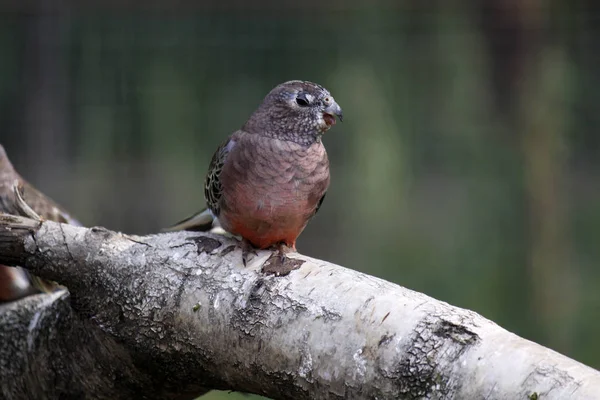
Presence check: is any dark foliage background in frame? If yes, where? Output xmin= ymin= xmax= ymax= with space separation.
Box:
xmin=1 ymin=1 xmax=598 ymax=398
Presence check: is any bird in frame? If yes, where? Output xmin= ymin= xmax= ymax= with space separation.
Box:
xmin=168 ymin=80 xmax=342 ymax=275
xmin=0 ymin=144 xmax=81 ymax=302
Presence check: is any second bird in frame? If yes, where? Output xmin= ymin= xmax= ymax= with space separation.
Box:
xmin=170 ymin=80 xmax=343 ymax=275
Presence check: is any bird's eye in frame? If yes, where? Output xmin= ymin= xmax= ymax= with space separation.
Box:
xmin=296 ymin=93 xmax=310 ymax=107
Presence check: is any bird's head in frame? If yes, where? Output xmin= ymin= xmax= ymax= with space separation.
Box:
xmin=243 ymin=80 xmax=343 ymax=146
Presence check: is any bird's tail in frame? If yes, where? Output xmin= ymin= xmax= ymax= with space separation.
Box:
xmin=164 ymin=208 xmax=215 ymax=232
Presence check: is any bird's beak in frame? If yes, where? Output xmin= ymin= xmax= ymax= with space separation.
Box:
xmin=323 ymin=101 xmax=343 ymax=125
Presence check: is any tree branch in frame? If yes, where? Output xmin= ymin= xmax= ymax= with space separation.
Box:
xmin=0 ymin=214 xmax=599 ymax=399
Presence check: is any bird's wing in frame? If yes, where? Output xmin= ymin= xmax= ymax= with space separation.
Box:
xmin=166 ymin=132 xmax=241 ymax=232
xmin=204 ymin=133 xmax=240 ymax=217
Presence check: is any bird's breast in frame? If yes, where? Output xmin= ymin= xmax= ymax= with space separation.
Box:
xmin=218 ymin=136 xmax=330 ymax=248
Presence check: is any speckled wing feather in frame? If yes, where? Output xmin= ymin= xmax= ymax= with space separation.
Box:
xmin=204 ymin=137 xmax=232 ymax=217
xmin=165 ymin=132 xmax=240 ymax=232
xmin=206 ymin=132 xmax=247 ymax=217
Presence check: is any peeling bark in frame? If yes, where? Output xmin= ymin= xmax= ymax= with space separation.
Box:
xmin=0 ymin=215 xmax=599 ymax=399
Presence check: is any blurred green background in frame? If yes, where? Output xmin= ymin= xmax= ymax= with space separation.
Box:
xmin=1 ymin=1 xmax=599 ymax=398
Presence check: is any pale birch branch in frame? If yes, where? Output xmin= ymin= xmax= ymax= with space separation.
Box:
xmin=0 ymin=214 xmax=598 ymax=400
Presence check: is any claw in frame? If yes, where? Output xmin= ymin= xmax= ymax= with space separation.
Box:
xmin=241 ymin=238 xmax=258 ymax=266
xmin=261 ymin=243 xmax=304 ymax=276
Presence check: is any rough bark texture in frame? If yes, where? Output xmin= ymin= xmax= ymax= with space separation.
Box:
xmin=0 ymin=214 xmax=599 ymax=399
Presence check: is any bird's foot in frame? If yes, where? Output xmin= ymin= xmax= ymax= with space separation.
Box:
xmin=241 ymin=238 xmax=258 ymax=266
xmin=261 ymin=243 xmax=304 ymax=276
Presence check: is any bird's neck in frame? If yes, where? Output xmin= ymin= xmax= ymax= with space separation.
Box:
xmin=243 ymin=119 xmax=321 ymax=147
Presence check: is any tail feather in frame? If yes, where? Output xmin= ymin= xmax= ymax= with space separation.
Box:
xmin=164 ymin=208 xmax=215 ymax=232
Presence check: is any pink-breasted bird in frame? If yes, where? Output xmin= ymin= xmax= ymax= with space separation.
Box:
xmin=168 ymin=80 xmax=342 ymax=275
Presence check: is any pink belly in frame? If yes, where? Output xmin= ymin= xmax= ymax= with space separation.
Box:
xmin=220 ymin=185 xmax=312 ymax=249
